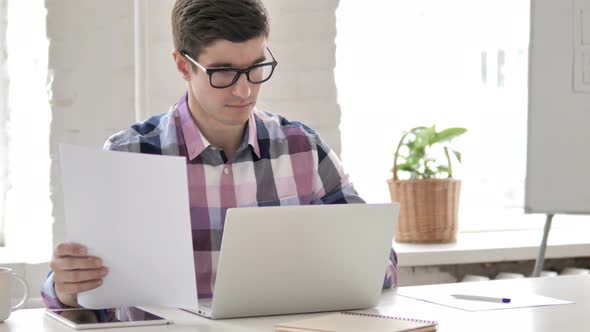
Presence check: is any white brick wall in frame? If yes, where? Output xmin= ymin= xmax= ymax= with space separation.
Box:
xmin=47 ymin=0 xmax=135 ymax=243
xmin=25 ymin=0 xmax=590 ymax=300
xmin=135 ymin=0 xmax=185 ymax=121
xmin=136 ymin=0 xmax=343 ymax=153
xmin=0 ymin=0 xmax=7 ymax=245
xmin=261 ymin=0 xmax=342 ymax=154
xmin=47 ymin=0 xmax=342 ymax=243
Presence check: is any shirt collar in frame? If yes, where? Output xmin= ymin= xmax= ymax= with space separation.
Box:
xmin=246 ymin=110 xmax=261 ymax=158
xmin=177 ymin=92 xmax=261 ymax=160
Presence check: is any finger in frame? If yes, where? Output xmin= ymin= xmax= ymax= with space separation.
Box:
xmin=51 ymin=256 xmax=103 ymax=271
xmin=54 ymin=243 xmax=88 ymax=257
xmin=54 ymin=268 xmax=109 ymax=283
xmin=55 ymin=279 xmax=104 ymax=295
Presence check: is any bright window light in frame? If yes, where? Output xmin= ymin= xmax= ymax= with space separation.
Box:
xmin=1 ymin=0 xmax=52 ymax=262
xmin=335 ymin=0 xmax=543 ymax=231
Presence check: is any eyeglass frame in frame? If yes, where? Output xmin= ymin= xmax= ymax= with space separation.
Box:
xmin=180 ymin=47 xmax=278 ymax=89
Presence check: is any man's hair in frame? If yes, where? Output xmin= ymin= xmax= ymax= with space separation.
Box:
xmin=172 ymin=0 xmax=270 ymax=60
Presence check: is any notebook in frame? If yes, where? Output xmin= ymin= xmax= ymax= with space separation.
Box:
xmin=275 ymin=311 xmax=438 ymax=332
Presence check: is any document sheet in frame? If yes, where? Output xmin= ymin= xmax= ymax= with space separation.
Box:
xmin=59 ymin=144 xmax=198 ymax=309
xmin=397 ymin=288 xmax=573 ymax=311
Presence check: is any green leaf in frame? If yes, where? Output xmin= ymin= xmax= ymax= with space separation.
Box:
xmin=432 ymin=127 xmax=467 ymax=144
xmin=408 ymin=149 xmax=425 ymax=161
xmin=424 ymin=126 xmax=437 ymax=145
xmin=393 ymin=125 xmax=467 ymax=179
xmin=412 ymin=133 xmax=428 ymax=151
xmin=452 ymin=150 xmax=462 ymax=163
xmin=397 ymin=163 xmax=417 ymax=172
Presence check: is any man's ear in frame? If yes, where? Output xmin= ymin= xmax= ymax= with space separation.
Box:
xmin=172 ymin=50 xmax=191 ymax=81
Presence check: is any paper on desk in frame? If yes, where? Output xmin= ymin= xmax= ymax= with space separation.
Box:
xmin=396 ymin=288 xmax=573 ymax=311
xmin=60 ymin=144 xmax=198 ymax=310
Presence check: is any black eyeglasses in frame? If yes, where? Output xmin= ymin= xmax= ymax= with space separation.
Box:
xmin=181 ymin=47 xmax=278 ymax=89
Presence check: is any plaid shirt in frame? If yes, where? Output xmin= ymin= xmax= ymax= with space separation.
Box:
xmin=41 ymin=93 xmax=397 ymax=308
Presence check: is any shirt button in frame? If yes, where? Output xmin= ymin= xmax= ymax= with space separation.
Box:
xmin=223 ymin=168 xmax=229 ymax=175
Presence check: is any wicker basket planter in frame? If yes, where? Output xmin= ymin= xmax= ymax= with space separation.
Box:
xmin=387 ymin=177 xmax=460 ymax=243
xmin=387 ymin=126 xmax=466 ymax=243
xmin=387 ymin=126 xmax=465 ymax=243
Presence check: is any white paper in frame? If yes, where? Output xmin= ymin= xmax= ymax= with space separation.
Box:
xmin=396 ymin=288 xmax=573 ymax=311
xmin=59 ymin=144 xmax=198 ymax=310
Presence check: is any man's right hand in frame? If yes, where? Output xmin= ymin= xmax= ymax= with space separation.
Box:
xmin=50 ymin=242 xmax=109 ymax=308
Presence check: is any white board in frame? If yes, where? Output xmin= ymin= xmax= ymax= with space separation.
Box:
xmin=526 ymin=0 xmax=590 ymax=214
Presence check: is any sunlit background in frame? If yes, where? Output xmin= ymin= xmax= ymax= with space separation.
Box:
xmin=336 ymin=0 xmax=533 ymax=230
xmin=3 ymin=0 xmax=52 ymax=259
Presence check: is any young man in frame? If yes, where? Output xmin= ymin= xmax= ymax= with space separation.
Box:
xmin=42 ymin=0 xmax=397 ymax=309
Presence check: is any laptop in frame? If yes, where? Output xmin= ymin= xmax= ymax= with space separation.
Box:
xmin=185 ymin=203 xmax=399 ymax=319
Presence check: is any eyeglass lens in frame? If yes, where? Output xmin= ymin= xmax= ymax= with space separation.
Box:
xmin=210 ymin=64 xmax=273 ymax=88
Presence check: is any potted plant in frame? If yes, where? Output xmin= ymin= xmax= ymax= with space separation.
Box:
xmin=387 ymin=125 xmax=467 ymax=243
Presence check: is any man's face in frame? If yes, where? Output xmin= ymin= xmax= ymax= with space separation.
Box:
xmin=179 ymin=35 xmax=268 ymax=129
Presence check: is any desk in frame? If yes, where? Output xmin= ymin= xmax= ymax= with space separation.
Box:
xmin=2 ymin=275 xmax=588 ymax=331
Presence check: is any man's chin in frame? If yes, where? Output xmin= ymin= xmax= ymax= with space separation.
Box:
xmin=221 ymin=109 xmax=252 ymax=126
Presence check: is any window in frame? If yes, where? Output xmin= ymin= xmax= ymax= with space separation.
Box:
xmin=0 ymin=0 xmax=52 ymax=261
xmin=336 ymin=0 xmax=538 ymax=231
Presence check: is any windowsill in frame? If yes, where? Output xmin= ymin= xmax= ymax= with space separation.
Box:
xmin=2 ymin=220 xmax=590 ymax=268
xmin=395 ymin=223 xmax=590 ymax=267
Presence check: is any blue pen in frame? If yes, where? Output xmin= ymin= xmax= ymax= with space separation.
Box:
xmin=451 ymin=294 xmax=511 ymax=303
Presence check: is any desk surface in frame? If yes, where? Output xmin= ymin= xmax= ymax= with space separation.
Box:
xmin=2 ymin=275 xmax=589 ymax=332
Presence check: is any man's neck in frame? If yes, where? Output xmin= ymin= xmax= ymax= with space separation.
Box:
xmin=187 ymin=96 xmax=245 ymax=161
xmin=200 ymin=124 xmax=244 ymax=161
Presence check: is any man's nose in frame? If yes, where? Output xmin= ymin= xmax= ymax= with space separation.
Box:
xmin=232 ymin=73 xmax=251 ymax=98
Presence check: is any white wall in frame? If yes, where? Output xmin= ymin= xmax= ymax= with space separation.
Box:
xmin=48 ymin=0 xmax=343 ymax=244
xmin=36 ymin=0 xmax=344 ymax=307
xmin=19 ymin=0 xmax=589 ymax=307
xmin=258 ymin=1 xmax=342 ymax=154
xmin=134 ymin=0 xmax=184 ymax=121
xmin=0 ymin=0 xmax=8 ymax=246
xmin=47 ymin=0 xmax=136 ymax=244
xmin=136 ymin=0 xmax=342 ymax=150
